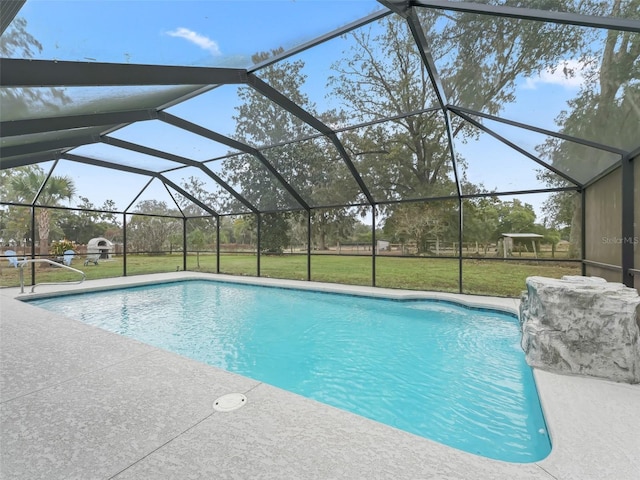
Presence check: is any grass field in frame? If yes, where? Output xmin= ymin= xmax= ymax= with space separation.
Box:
xmin=0 ymin=253 xmax=581 ymax=297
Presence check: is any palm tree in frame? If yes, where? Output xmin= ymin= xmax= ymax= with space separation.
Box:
xmin=9 ymin=166 xmax=75 ymax=256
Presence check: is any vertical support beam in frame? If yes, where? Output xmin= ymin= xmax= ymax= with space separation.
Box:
xmin=216 ymin=216 xmax=220 ymax=274
xmin=307 ymin=211 xmax=312 ymax=281
xmin=257 ymin=213 xmax=261 ymax=277
xmin=372 ymin=206 xmax=377 ymax=287
xmin=182 ymin=217 xmax=188 ymax=272
xmin=458 ymin=197 xmax=463 ymax=294
xmin=581 ymin=189 xmax=586 ymax=276
xmin=621 ymin=154 xmax=635 ymax=287
xmin=30 ymin=206 xmax=36 ymax=286
xmin=123 ymin=213 xmax=128 ymax=277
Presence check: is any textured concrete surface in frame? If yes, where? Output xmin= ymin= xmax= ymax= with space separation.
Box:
xmin=1 ymin=272 xmax=639 ymax=479
xmin=535 ymin=370 xmax=640 ymax=480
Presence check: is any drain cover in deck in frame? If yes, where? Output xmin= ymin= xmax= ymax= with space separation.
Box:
xmin=213 ymin=393 xmax=247 ymax=412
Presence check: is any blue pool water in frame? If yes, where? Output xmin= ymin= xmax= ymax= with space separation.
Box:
xmin=30 ymin=280 xmax=551 ymax=462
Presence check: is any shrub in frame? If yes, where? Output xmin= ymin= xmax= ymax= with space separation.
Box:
xmin=50 ymin=239 xmax=75 ymax=256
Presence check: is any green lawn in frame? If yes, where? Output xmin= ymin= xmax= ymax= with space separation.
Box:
xmin=1 ymin=253 xmax=581 ymax=297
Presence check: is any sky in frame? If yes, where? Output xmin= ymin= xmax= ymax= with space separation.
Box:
xmin=7 ymin=0 xmax=607 ymax=220
xmin=19 ymin=0 xmax=384 ymax=67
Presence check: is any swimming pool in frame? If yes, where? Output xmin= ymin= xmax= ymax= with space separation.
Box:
xmin=29 ymin=280 xmax=551 ymax=462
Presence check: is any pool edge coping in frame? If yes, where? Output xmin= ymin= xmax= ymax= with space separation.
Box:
xmin=2 ymin=271 xmax=639 ymax=479
xmin=7 ymin=271 xmax=522 ymax=316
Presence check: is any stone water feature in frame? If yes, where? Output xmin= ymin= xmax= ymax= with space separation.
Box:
xmin=519 ymin=276 xmax=640 ymax=384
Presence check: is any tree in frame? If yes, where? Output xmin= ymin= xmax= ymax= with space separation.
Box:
xmin=219 ymin=216 xmax=234 ymax=245
xmin=493 ymin=199 xmax=541 ymax=256
xmin=310 ymin=209 xmax=350 ymax=250
xmin=177 ymin=176 xmax=219 ymax=218
xmin=544 ymin=229 xmax=562 ymax=258
xmin=259 ymin=213 xmax=291 ymax=254
xmin=188 ymin=229 xmax=206 ymax=268
xmin=56 ymin=197 xmax=120 ymax=244
xmin=224 ymin=49 xmax=360 ymax=249
xmin=100 ymin=199 xmax=119 ymax=226
xmin=327 ymin=8 xmax=588 ymax=253
xmin=351 ymin=221 xmax=373 ymax=244
xmin=227 ymin=49 xmax=314 ymax=209
xmin=329 ymin=9 xmax=586 ymax=201
xmin=494 ymin=199 xmax=538 ymax=236
xmin=126 ymin=200 xmax=181 ymax=253
xmin=0 ymin=17 xmax=69 ymax=119
xmin=179 ymin=176 xmax=218 ymax=253
xmin=330 ymin=22 xmax=455 ymax=202
xmin=463 ymin=196 xmax=501 ymax=255
xmin=0 ymin=205 xmax=31 ymax=253
xmin=383 ymin=202 xmax=458 ymax=255
xmin=537 ymin=0 xmax=640 ymax=257
xmin=316 ymin=208 xmax=358 ymax=250
xmin=7 ymin=166 xmax=75 ymax=256
xmin=232 ymin=215 xmax=254 ymax=246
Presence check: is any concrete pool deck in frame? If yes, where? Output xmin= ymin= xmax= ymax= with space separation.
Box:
xmin=1 ymin=272 xmax=639 ymax=479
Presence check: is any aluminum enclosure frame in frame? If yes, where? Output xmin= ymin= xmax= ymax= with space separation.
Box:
xmin=1 ymin=0 xmax=638 ymax=290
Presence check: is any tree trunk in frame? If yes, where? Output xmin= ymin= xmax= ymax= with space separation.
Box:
xmin=38 ymin=209 xmax=50 ymax=256
xmin=319 ymin=231 xmax=327 ymax=250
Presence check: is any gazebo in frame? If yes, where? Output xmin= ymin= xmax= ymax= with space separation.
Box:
xmin=500 ymin=233 xmax=544 ymax=259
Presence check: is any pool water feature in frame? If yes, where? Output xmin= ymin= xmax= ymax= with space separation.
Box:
xmin=30 ymin=280 xmax=551 ymax=462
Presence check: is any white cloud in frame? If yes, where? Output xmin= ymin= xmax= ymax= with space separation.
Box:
xmin=166 ymin=27 xmax=221 ymax=56
xmin=523 ymin=59 xmax=590 ymax=90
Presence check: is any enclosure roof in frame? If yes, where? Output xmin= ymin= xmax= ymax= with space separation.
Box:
xmin=1 ymin=0 xmax=639 ymax=217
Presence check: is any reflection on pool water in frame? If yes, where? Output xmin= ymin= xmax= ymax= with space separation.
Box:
xmin=30 ymin=280 xmax=551 ymax=462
